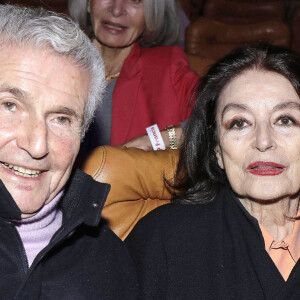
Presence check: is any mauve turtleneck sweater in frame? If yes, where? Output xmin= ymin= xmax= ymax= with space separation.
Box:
xmin=13 ymin=191 xmax=63 ymax=267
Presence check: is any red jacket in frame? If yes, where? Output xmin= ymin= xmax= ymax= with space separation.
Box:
xmin=110 ymin=43 xmax=200 ymax=146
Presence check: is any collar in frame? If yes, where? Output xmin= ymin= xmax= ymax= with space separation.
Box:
xmin=0 ymin=169 xmax=110 ymax=227
xmin=110 ymin=42 xmax=142 ymax=146
xmin=58 ymin=169 xmax=110 ymax=227
xmin=120 ymin=42 xmax=142 ymax=79
xmin=0 ymin=180 xmax=21 ymax=219
xmin=222 ymin=185 xmax=263 ymax=236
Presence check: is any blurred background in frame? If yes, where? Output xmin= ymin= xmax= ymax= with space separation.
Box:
xmin=1 ymin=0 xmax=299 ymax=76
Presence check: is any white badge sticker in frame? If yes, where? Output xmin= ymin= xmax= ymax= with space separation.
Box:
xmin=146 ymin=124 xmax=166 ymax=151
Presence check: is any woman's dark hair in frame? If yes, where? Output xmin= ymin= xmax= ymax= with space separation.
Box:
xmin=173 ymin=43 xmax=300 ymax=204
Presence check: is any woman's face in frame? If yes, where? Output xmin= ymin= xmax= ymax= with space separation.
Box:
xmin=89 ymin=0 xmax=146 ymax=48
xmin=215 ymin=69 xmax=300 ymax=202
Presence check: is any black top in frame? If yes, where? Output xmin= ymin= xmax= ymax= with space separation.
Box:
xmin=0 ymin=169 xmax=138 ymax=299
xmin=126 ymin=186 xmax=300 ymax=300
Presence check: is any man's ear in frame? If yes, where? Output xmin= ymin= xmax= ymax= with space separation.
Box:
xmin=87 ymin=0 xmax=91 ymax=13
xmin=215 ymin=145 xmax=224 ymax=169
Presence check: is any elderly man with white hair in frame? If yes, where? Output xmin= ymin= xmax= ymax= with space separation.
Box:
xmin=0 ymin=4 xmax=138 ymax=299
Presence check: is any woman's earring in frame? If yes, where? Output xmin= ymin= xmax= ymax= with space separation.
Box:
xmin=215 ymin=145 xmax=224 ymax=169
xmin=87 ymin=0 xmax=91 ymax=13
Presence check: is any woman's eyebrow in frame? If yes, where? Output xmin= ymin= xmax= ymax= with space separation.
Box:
xmin=221 ymin=103 xmax=248 ymax=121
xmin=273 ymin=101 xmax=300 ymax=111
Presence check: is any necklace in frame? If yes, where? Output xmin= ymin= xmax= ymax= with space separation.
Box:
xmin=106 ymin=72 xmax=120 ymax=81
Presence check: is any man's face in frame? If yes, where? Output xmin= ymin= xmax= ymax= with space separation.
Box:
xmin=0 ymin=46 xmax=90 ymax=218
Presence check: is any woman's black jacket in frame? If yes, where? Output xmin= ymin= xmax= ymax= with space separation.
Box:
xmin=126 ymin=186 xmax=300 ymax=300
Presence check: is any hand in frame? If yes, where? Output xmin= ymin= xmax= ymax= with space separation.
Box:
xmin=120 ymin=125 xmax=184 ymax=151
xmin=120 ymin=134 xmax=153 ymax=151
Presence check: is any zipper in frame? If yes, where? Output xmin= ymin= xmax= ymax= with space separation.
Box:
xmin=8 ymin=222 xmax=29 ymax=274
xmin=14 ymin=219 xmax=83 ymax=297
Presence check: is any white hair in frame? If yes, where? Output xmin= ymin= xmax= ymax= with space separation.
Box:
xmin=68 ymin=0 xmax=180 ymax=46
xmin=0 ymin=4 xmax=106 ymax=138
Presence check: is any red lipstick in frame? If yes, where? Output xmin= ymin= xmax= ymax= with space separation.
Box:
xmin=246 ymin=161 xmax=286 ymax=176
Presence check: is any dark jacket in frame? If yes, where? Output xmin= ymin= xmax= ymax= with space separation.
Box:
xmin=0 ymin=169 xmax=138 ymax=300
xmin=126 ymin=186 xmax=300 ymax=300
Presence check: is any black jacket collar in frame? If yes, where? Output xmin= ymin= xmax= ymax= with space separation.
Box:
xmin=0 ymin=169 xmax=110 ymax=227
xmin=0 ymin=180 xmax=21 ymax=219
xmin=60 ymin=169 xmax=110 ymax=227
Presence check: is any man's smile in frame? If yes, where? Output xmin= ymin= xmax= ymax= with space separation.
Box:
xmin=1 ymin=162 xmax=42 ymax=178
xmin=0 ymin=26 xmax=88 ymax=216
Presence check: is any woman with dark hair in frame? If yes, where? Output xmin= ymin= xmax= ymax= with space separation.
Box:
xmin=68 ymin=0 xmax=199 ymax=153
xmin=126 ymin=44 xmax=300 ymax=299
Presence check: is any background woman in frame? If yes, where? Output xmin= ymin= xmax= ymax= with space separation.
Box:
xmin=126 ymin=44 xmax=300 ymax=299
xmin=68 ymin=0 xmax=199 ymax=153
